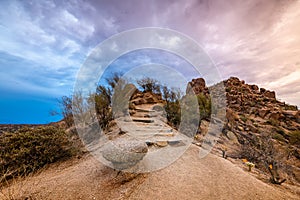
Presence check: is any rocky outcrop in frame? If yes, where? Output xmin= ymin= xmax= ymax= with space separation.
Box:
xmin=223 ymin=77 xmax=298 ymax=118
xmin=189 ymin=76 xmax=300 ymax=183
xmin=186 ymin=78 xmax=209 ymax=96
xmin=130 ymin=91 xmax=163 ymax=105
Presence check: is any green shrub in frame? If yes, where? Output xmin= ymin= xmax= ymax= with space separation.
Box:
xmin=284 ymin=104 xmax=298 ymax=111
xmin=249 ymin=101 xmax=256 ymax=107
xmin=272 ymin=133 xmax=285 ymax=142
xmin=197 ymin=93 xmax=212 ymax=120
xmin=59 ymin=96 xmax=74 ymax=127
xmin=137 ymin=77 xmax=161 ymax=94
xmin=289 ymin=130 xmax=300 ymax=146
xmin=277 ymin=129 xmax=285 ymax=136
xmin=94 ymin=85 xmax=113 ymax=129
xmin=164 ymin=101 xmax=181 ymax=128
xmin=162 ymin=86 xmax=182 ymax=128
xmin=225 ymin=87 xmax=231 ymax=92
xmin=267 ymin=119 xmax=279 ymax=127
xmin=0 ymin=126 xmax=73 ymax=181
xmin=240 ymin=115 xmax=248 ymax=123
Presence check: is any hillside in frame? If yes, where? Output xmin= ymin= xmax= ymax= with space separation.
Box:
xmin=191 ymin=77 xmax=300 ymax=184
xmin=1 ymin=76 xmax=300 ymax=199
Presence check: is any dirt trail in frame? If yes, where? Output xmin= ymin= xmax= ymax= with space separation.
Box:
xmin=1 ymin=145 xmax=299 ymax=200
xmin=1 ymin=104 xmax=299 ymax=199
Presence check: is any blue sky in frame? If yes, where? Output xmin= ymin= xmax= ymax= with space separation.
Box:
xmin=1 ymin=0 xmax=300 ymax=124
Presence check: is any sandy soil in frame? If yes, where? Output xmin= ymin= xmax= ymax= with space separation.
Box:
xmin=1 ymin=145 xmax=299 ymax=200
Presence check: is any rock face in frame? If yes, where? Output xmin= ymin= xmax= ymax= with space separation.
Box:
xmin=186 ymin=78 xmax=209 ymax=96
xmin=101 ymin=138 xmax=148 ymax=170
xmin=188 ymin=76 xmax=300 ymax=183
xmin=130 ymin=91 xmax=163 ymax=105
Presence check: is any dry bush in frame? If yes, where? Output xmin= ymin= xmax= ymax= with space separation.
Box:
xmin=0 ymin=126 xmax=73 ymax=182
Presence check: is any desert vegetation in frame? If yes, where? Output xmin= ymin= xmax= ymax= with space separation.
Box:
xmin=0 ymin=126 xmax=74 ymax=182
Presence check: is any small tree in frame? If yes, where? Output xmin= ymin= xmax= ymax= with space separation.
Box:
xmin=240 ymin=133 xmax=286 ymax=184
xmin=197 ymin=93 xmax=212 ymax=120
xmin=106 ymin=72 xmax=124 ymax=89
xmin=59 ymin=96 xmax=73 ymax=127
xmin=93 ymin=85 xmax=112 ymax=130
xmin=162 ymin=86 xmax=182 ymax=128
xmin=137 ymin=77 xmax=161 ymax=94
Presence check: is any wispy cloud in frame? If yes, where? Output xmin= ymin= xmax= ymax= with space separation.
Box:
xmin=0 ymin=0 xmax=300 ymax=124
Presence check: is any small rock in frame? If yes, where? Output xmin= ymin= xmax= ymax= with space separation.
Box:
xmin=154 ymin=132 xmax=174 ymax=137
xmin=155 ymin=141 xmax=168 ymax=147
xmin=168 ymin=140 xmax=186 ymax=147
xmin=237 ymin=126 xmax=244 ymax=131
xmin=227 ymin=131 xmax=238 ymax=143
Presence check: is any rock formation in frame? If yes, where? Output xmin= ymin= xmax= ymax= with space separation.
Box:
xmin=101 ymin=137 xmax=148 ymax=170
xmin=188 ymin=76 xmax=300 ymax=183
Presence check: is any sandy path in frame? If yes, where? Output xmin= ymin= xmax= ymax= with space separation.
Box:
xmin=130 ymin=145 xmax=299 ymax=200
xmin=1 ymin=145 xmax=299 ymax=200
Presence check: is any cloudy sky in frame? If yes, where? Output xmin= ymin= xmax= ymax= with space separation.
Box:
xmin=0 ymin=0 xmax=299 ymax=123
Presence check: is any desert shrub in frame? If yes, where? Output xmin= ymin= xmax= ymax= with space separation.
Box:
xmin=105 ymin=72 xmax=124 ymax=89
xmin=0 ymin=126 xmax=73 ymax=181
xmin=162 ymin=86 xmax=182 ymax=128
xmin=272 ymin=133 xmax=286 ymax=142
xmin=60 ymin=73 xmax=126 ymax=130
xmin=277 ymin=129 xmax=285 ymax=135
xmin=137 ymin=77 xmax=161 ymax=94
xmin=59 ymin=92 xmax=92 ymax=127
xmin=93 ymin=85 xmax=113 ymax=130
xmin=240 ymin=114 xmax=248 ymax=123
xmin=112 ymin=83 xmax=137 ymax=118
xmin=284 ymin=104 xmax=298 ymax=111
xmin=249 ymin=101 xmax=256 ymax=107
xmin=267 ymin=119 xmax=279 ymax=127
xmin=289 ymin=130 xmax=300 ymax=146
xmin=240 ymin=134 xmax=279 ymax=168
xmin=240 ymin=133 xmax=290 ymax=184
xmin=164 ymin=102 xmax=181 ymax=128
xmin=162 ymin=87 xmax=211 ymax=129
xmin=59 ymin=96 xmax=73 ymax=127
xmin=225 ymin=87 xmax=231 ymax=93
xmin=197 ymin=93 xmax=212 ymax=120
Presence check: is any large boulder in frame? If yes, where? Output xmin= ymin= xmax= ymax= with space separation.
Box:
xmin=282 ymin=110 xmax=298 ymax=121
xmin=186 ymin=78 xmax=209 ymax=95
xmin=130 ymin=91 xmax=162 ymax=105
xmin=269 ymin=111 xmax=282 ymax=121
xmin=296 ymin=110 xmax=300 ymax=123
xmin=226 ymin=108 xmax=239 ymax=122
xmin=264 ymin=90 xmax=276 ymax=99
xmin=251 ymin=84 xmax=259 ymax=91
xmin=101 ymin=138 xmax=148 ymax=170
xmin=258 ymin=108 xmax=270 ymax=118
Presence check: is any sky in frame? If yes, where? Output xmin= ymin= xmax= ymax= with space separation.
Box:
xmin=0 ymin=0 xmax=300 ymax=124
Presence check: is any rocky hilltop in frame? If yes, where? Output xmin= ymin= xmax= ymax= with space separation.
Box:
xmin=189 ymin=77 xmax=300 ymax=183
xmin=188 ymin=77 xmax=299 ymax=134
xmin=224 ymin=77 xmax=299 ymax=125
